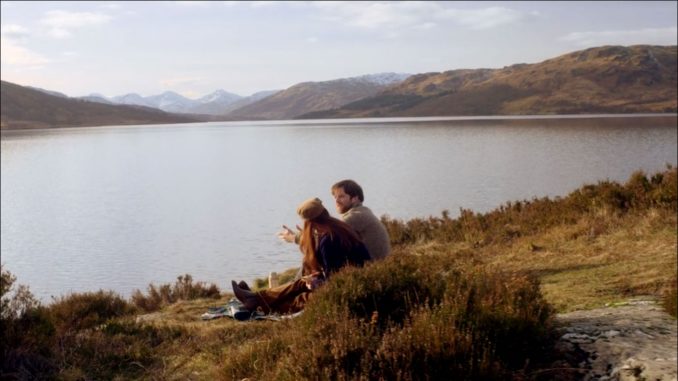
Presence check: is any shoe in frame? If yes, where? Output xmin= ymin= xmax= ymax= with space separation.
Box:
xmin=238 ymin=280 xmax=251 ymax=291
xmin=231 ymin=280 xmax=260 ymax=311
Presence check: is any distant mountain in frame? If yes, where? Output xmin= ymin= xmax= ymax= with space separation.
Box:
xmin=218 ymin=90 xmax=280 ymax=115
xmin=107 ymin=89 xmax=246 ymax=115
xmin=6 ymin=46 xmax=674 ymax=128
xmin=191 ymin=89 xmax=244 ymax=115
xmin=300 ymin=45 xmax=677 ymax=119
xmin=143 ymin=91 xmax=198 ymax=114
xmin=1 ymin=81 xmax=199 ymax=129
xmin=26 ymin=86 xmax=68 ymax=98
xmin=352 ymin=72 xmax=412 ymax=86
xmin=78 ymin=93 xmax=114 ymax=104
xmin=225 ymin=72 xmax=411 ymax=120
xmin=112 ymin=93 xmax=157 ymax=108
xmin=197 ymin=89 xmax=242 ymax=104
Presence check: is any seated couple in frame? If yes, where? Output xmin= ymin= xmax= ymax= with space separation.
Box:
xmin=231 ymin=197 xmax=371 ymax=314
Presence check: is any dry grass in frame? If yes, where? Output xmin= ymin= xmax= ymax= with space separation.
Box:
xmin=480 ymin=208 xmax=677 ymax=311
xmin=131 ymin=274 xmax=221 ymax=313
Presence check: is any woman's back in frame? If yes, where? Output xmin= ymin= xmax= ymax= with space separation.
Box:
xmin=316 ymin=234 xmax=370 ymax=278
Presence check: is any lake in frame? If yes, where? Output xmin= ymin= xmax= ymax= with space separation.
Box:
xmin=1 ymin=114 xmax=676 ymax=302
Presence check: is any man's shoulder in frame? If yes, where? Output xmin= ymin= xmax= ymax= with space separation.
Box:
xmin=342 ymin=205 xmax=381 ymax=228
xmin=344 ymin=205 xmax=376 ymax=219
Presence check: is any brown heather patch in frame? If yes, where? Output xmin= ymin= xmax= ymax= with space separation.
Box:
xmin=220 ymin=254 xmax=555 ymax=380
xmin=130 ymin=274 xmax=221 ymax=313
xmin=663 ymin=276 xmax=677 ymax=318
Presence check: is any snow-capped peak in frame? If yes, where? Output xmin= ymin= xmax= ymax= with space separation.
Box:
xmin=353 ymin=72 xmax=412 ymax=86
xmin=198 ymin=89 xmax=242 ymax=104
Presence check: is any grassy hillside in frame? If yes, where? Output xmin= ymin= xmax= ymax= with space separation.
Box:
xmin=302 ymin=45 xmax=677 ymax=119
xmin=2 ymin=167 xmax=676 ymax=380
xmin=1 ymin=81 xmax=200 ymax=129
xmin=225 ymin=78 xmax=394 ymax=121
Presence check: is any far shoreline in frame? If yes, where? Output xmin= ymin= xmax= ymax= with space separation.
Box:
xmin=2 ymin=112 xmax=677 ymax=133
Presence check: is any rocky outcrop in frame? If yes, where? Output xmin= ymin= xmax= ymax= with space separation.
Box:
xmin=554 ymin=299 xmax=677 ymax=381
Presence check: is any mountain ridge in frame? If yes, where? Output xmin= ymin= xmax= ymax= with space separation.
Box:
xmin=2 ymin=46 xmax=676 ymax=129
xmin=1 ymin=81 xmax=199 ymax=130
xmin=224 ymin=72 xmax=411 ymax=120
xmin=299 ymin=45 xmax=677 ymax=119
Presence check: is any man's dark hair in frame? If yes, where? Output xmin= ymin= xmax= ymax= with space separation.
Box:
xmin=331 ymin=179 xmax=364 ymax=202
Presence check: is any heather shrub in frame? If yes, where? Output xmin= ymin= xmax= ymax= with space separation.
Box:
xmin=649 ymin=166 xmax=678 ymax=209
xmin=130 ymin=274 xmax=221 ymax=312
xmin=48 ymin=290 xmax=134 ymax=333
xmin=255 ymin=253 xmax=555 ymax=380
xmin=220 ymin=332 xmax=290 ymax=380
xmin=54 ymin=319 xmax=185 ymax=380
xmin=1 ymin=265 xmax=40 ymax=320
xmin=1 ymin=266 xmax=56 ymax=379
xmin=663 ymin=276 xmax=677 ymax=318
xmin=383 ymin=166 xmax=677 ymax=247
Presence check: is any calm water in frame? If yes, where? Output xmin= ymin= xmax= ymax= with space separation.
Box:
xmin=1 ymin=115 xmax=676 ymax=302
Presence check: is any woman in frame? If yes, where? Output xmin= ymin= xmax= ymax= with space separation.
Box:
xmin=231 ymin=197 xmax=370 ymax=314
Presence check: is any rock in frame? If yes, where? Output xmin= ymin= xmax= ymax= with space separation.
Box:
xmin=603 ymin=330 xmax=621 ymax=336
xmin=555 ymin=300 xmax=677 ymax=381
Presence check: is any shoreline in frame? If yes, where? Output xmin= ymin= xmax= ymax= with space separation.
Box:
xmin=2 ymin=112 xmax=677 ymax=133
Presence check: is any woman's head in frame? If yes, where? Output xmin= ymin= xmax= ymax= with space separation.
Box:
xmin=296 ymin=197 xmax=363 ymax=274
xmin=296 ymin=197 xmax=328 ymax=221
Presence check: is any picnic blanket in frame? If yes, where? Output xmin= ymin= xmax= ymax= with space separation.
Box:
xmin=201 ymin=298 xmax=303 ymax=321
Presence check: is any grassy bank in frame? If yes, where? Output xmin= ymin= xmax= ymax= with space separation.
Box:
xmin=2 ymin=167 xmax=676 ymax=380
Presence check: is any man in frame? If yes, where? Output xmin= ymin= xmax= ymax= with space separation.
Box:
xmin=278 ymin=180 xmax=391 ymax=260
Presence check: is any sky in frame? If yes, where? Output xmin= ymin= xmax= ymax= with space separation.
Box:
xmin=1 ymin=1 xmax=676 ymax=99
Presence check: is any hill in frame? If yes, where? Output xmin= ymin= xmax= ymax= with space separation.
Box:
xmin=1 ymin=81 xmax=200 ymax=129
xmin=225 ymin=73 xmax=410 ymax=120
xmin=301 ymin=45 xmax=677 ymax=118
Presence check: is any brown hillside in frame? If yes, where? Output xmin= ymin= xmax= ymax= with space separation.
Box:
xmin=226 ymin=78 xmax=394 ymax=120
xmin=1 ymin=81 xmax=199 ymax=129
xmin=302 ymin=45 xmax=677 ymax=118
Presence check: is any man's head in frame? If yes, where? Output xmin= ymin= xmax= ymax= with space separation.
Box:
xmin=331 ymin=179 xmax=364 ymax=214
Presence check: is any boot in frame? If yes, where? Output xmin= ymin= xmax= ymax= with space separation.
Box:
xmin=231 ymin=280 xmax=260 ymax=311
xmin=237 ymin=280 xmax=251 ymax=291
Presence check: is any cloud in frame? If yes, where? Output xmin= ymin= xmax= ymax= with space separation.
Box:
xmin=414 ymin=22 xmax=437 ymax=30
xmin=39 ymin=10 xmax=112 ymax=38
xmin=439 ymin=7 xmax=528 ymax=30
xmin=312 ymin=2 xmax=531 ymax=32
xmin=313 ymin=2 xmax=435 ymax=30
xmin=1 ymin=24 xmax=49 ymax=68
xmin=99 ymin=3 xmax=122 ymax=10
xmin=0 ymin=37 xmax=50 ymax=66
xmin=560 ymin=27 xmax=678 ymax=47
xmin=1 ymin=24 xmax=30 ymax=40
